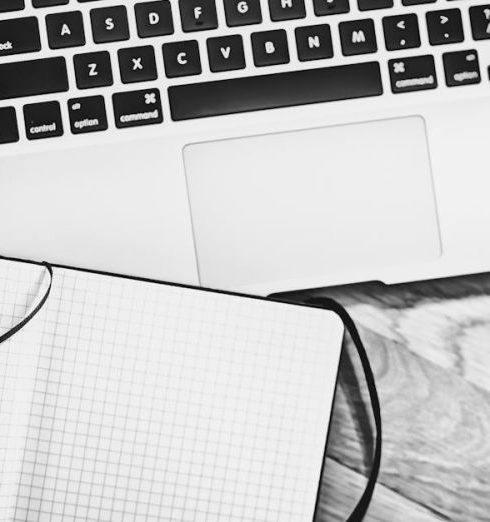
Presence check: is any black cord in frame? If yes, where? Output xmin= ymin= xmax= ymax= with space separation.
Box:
xmin=306 ymin=296 xmax=382 ymax=522
xmin=0 ymin=262 xmax=53 ymax=344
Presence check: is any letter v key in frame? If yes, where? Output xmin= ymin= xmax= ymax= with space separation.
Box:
xmin=220 ymin=46 xmax=231 ymax=59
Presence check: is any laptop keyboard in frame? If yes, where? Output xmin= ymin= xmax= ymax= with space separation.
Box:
xmin=0 ymin=0 xmax=489 ymax=143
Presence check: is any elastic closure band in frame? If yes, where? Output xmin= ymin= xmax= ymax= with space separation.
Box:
xmin=0 ymin=262 xmax=53 ymax=344
xmin=307 ymin=296 xmax=382 ymax=522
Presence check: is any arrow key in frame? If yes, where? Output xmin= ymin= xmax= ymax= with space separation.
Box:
xmin=426 ymin=9 xmax=464 ymax=46
xmin=383 ymin=14 xmax=420 ymax=51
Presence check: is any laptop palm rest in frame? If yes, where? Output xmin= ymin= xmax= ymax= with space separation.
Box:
xmin=184 ymin=116 xmax=441 ymax=291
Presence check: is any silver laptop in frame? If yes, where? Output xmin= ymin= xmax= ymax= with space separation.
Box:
xmin=0 ymin=0 xmax=488 ymax=295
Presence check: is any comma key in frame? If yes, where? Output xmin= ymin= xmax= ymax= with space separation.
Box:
xmin=112 ymin=88 xmax=163 ymax=129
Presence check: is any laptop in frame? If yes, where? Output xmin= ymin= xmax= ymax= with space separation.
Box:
xmin=0 ymin=0 xmax=488 ymax=295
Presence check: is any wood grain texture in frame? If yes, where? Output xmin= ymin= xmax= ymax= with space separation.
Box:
xmin=317 ymin=458 xmax=444 ymax=522
xmin=282 ymin=272 xmax=490 ymax=521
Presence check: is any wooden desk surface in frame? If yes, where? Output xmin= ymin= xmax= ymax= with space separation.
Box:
xmin=284 ymin=273 xmax=490 ymax=522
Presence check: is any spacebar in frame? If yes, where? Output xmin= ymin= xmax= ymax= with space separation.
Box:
xmin=168 ymin=62 xmax=383 ymax=121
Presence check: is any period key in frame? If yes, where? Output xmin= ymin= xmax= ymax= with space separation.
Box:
xmin=112 ymin=88 xmax=163 ymax=129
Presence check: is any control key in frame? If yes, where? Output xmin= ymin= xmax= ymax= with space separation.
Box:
xmin=24 ymin=101 xmax=64 ymax=140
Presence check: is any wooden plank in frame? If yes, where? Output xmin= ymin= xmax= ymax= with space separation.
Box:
xmin=282 ymin=277 xmax=490 ymax=520
xmin=316 ymin=458 xmax=445 ymax=522
xmin=325 ymin=313 xmax=490 ymax=520
xmin=294 ymin=274 xmax=490 ymax=394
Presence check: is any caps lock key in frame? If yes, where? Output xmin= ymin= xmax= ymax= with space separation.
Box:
xmin=0 ymin=17 xmax=41 ymax=56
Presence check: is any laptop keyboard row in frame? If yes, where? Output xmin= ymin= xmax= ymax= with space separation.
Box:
xmin=2 ymin=0 xmax=487 ymax=16
xmin=1 ymin=0 xmax=489 ymax=144
xmin=2 ymin=4 xmax=490 ymax=54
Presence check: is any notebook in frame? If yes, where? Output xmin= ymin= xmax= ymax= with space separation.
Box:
xmin=0 ymin=258 xmax=344 ymax=522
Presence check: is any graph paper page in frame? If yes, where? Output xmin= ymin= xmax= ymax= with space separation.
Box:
xmin=0 ymin=260 xmax=51 ymax=521
xmin=2 ymin=264 xmax=343 ymax=522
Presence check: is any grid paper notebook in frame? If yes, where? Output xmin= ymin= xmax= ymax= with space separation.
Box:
xmin=0 ymin=259 xmax=344 ymax=522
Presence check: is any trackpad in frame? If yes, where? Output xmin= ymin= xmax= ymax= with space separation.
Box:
xmin=184 ymin=117 xmax=441 ymax=290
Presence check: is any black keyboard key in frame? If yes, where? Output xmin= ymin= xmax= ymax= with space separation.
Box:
xmin=0 ymin=107 xmax=19 ymax=144
xmin=388 ymin=55 xmax=437 ymax=93
xmin=383 ymin=14 xmax=420 ymax=50
xmin=358 ymin=0 xmax=393 ymax=10
xmin=313 ymin=0 xmax=349 ymax=16
xmin=33 ymin=0 xmax=68 ymax=6
xmin=135 ymin=1 xmax=174 ymax=38
xmin=402 ymin=0 xmax=435 ymax=5
xmin=443 ymin=49 xmax=480 ymax=86
xmin=0 ymin=17 xmax=41 ymax=57
xmin=0 ymin=58 xmax=68 ymax=101
xmin=207 ymin=35 xmax=246 ymax=72
xmin=68 ymin=95 xmax=108 ymax=134
xmin=163 ymin=40 xmax=202 ymax=77
xmin=252 ymin=29 xmax=289 ymax=66
xmin=46 ymin=11 xmax=86 ymax=49
xmin=339 ymin=19 xmax=377 ymax=56
xmin=23 ymin=101 xmax=63 ymax=140
xmin=113 ymin=88 xmax=163 ymax=129
xmin=269 ymin=0 xmax=306 ymax=21
xmin=74 ymin=51 xmax=113 ymax=89
xmin=470 ymin=5 xmax=490 ymax=40
xmin=91 ymin=6 xmax=130 ymax=43
xmin=224 ymin=0 xmax=262 ymax=26
xmin=168 ymin=62 xmax=382 ymax=121
xmin=179 ymin=0 xmax=218 ymax=32
xmin=426 ymin=9 xmax=464 ymax=45
xmin=295 ymin=24 xmax=333 ymax=61
xmin=0 ymin=0 xmax=24 ymax=13
xmin=118 ymin=45 xmax=157 ymax=83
